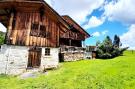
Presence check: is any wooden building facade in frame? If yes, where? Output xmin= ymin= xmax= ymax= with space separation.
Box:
xmin=0 ymin=0 xmax=90 ymax=75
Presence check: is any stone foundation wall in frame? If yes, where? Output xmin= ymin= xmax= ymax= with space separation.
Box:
xmin=40 ymin=48 xmax=59 ymax=70
xmin=60 ymin=52 xmax=84 ymax=62
xmin=0 ymin=45 xmax=28 ymax=75
xmin=0 ymin=45 xmax=59 ymax=75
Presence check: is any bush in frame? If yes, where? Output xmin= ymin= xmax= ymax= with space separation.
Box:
xmin=0 ymin=31 xmax=5 ymax=45
xmin=96 ymin=35 xmax=128 ymax=59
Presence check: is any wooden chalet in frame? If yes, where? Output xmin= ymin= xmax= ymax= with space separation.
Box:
xmin=60 ymin=15 xmax=90 ymax=47
xmin=0 ymin=0 xmax=90 ymax=75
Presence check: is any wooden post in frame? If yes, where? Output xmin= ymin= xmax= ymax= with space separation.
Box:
xmin=69 ymin=39 xmax=71 ymax=46
xmin=25 ymin=14 xmax=32 ymax=46
xmin=6 ymin=12 xmax=14 ymax=44
xmin=82 ymin=40 xmax=85 ymax=47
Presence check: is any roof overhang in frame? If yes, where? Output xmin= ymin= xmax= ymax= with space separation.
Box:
xmin=0 ymin=0 xmax=70 ymax=29
xmin=62 ymin=15 xmax=90 ymax=38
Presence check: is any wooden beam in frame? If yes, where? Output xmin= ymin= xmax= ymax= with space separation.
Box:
xmin=6 ymin=12 xmax=14 ymax=44
xmin=25 ymin=15 xmax=31 ymax=46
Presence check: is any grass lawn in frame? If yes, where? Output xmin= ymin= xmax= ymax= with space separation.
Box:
xmin=0 ymin=51 xmax=135 ymax=89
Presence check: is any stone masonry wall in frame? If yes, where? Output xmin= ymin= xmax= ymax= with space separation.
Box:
xmin=40 ymin=48 xmax=59 ymax=70
xmin=0 ymin=45 xmax=28 ymax=75
xmin=62 ymin=52 xmax=84 ymax=62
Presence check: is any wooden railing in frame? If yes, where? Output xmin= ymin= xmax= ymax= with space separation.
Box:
xmin=60 ymin=31 xmax=85 ymax=40
xmin=60 ymin=46 xmax=85 ymax=53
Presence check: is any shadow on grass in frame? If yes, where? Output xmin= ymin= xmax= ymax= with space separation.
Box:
xmin=0 ymin=74 xmax=10 ymax=78
xmin=96 ymin=54 xmax=126 ymax=60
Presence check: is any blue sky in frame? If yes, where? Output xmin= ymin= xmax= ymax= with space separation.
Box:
xmin=0 ymin=0 xmax=135 ymax=49
xmin=85 ymin=21 xmax=128 ymax=46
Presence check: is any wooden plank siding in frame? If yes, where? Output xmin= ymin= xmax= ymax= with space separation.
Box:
xmin=7 ymin=11 xmax=61 ymax=47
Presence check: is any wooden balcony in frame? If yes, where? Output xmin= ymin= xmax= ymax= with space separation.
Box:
xmin=60 ymin=31 xmax=85 ymax=40
xmin=60 ymin=46 xmax=85 ymax=53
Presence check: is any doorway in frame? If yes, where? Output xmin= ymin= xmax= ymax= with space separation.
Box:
xmin=28 ymin=47 xmax=42 ymax=68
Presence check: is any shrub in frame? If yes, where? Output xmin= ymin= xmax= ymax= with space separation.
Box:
xmin=0 ymin=31 xmax=5 ymax=45
xmin=96 ymin=35 xmax=128 ymax=59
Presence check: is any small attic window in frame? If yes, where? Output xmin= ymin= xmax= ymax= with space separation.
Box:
xmin=31 ymin=23 xmax=39 ymax=30
xmin=30 ymin=23 xmax=39 ymax=36
xmin=40 ymin=25 xmax=46 ymax=32
xmin=39 ymin=25 xmax=46 ymax=37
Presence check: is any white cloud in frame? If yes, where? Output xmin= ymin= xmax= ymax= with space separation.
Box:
xmin=45 ymin=0 xmax=105 ymax=23
xmin=92 ymin=32 xmax=100 ymax=37
xmin=103 ymin=0 xmax=135 ymax=24
xmin=92 ymin=30 xmax=108 ymax=37
xmin=84 ymin=16 xmax=105 ymax=29
xmin=0 ymin=23 xmax=6 ymax=32
xmin=120 ymin=24 xmax=135 ymax=50
xmin=102 ymin=30 xmax=108 ymax=35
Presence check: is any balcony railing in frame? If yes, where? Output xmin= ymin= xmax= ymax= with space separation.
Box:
xmin=60 ymin=46 xmax=85 ymax=53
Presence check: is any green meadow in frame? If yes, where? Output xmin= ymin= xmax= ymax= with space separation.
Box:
xmin=0 ymin=51 xmax=135 ymax=89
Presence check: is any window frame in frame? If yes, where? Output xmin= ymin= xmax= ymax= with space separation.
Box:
xmin=30 ymin=23 xmax=39 ymax=36
xmin=45 ymin=48 xmax=50 ymax=56
xmin=39 ymin=25 xmax=46 ymax=37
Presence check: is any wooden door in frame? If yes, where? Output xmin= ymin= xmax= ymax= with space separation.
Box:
xmin=28 ymin=47 xmax=42 ymax=68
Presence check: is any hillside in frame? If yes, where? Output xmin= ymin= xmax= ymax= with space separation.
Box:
xmin=0 ymin=51 xmax=135 ymax=89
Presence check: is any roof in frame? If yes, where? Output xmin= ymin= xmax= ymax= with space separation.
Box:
xmin=62 ymin=15 xmax=90 ymax=38
xmin=0 ymin=0 xmax=70 ymax=29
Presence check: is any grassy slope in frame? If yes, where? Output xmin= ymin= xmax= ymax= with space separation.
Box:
xmin=0 ymin=51 xmax=135 ymax=89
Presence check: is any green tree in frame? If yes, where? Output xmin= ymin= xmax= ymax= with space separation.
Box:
xmin=0 ymin=31 xmax=5 ymax=45
xmin=113 ymin=35 xmax=120 ymax=48
xmin=96 ymin=35 xmax=128 ymax=59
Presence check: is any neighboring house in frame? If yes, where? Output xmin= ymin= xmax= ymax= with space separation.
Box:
xmin=59 ymin=16 xmax=90 ymax=62
xmin=0 ymin=0 xmax=90 ymax=75
xmin=85 ymin=46 xmax=97 ymax=59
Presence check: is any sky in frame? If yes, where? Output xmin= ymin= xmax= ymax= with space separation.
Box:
xmin=0 ymin=0 xmax=135 ymax=49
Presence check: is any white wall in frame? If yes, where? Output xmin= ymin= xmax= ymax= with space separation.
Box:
xmin=0 ymin=45 xmax=28 ymax=75
xmin=40 ymin=48 xmax=59 ymax=70
xmin=0 ymin=45 xmax=59 ymax=75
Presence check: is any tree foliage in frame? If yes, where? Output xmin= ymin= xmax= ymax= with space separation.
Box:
xmin=96 ymin=35 xmax=128 ymax=59
xmin=0 ymin=31 xmax=5 ymax=45
xmin=113 ymin=35 xmax=121 ymax=48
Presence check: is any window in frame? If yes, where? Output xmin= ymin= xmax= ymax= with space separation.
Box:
xmin=40 ymin=25 xmax=46 ymax=37
xmin=30 ymin=23 xmax=51 ymax=38
xmin=46 ymin=32 xmax=51 ymax=39
xmin=30 ymin=23 xmax=39 ymax=36
xmin=39 ymin=25 xmax=51 ymax=38
xmin=31 ymin=23 xmax=39 ymax=30
xmin=45 ymin=48 xmax=50 ymax=56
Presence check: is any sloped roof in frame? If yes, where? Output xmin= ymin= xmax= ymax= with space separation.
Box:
xmin=0 ymin=0 xmax=69 ymax=29
xmin=62 ymin=15 xmax=90 ymax=38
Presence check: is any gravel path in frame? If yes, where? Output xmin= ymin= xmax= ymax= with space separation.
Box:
xmin=19 ymin=71 xmax=37 ymax=79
